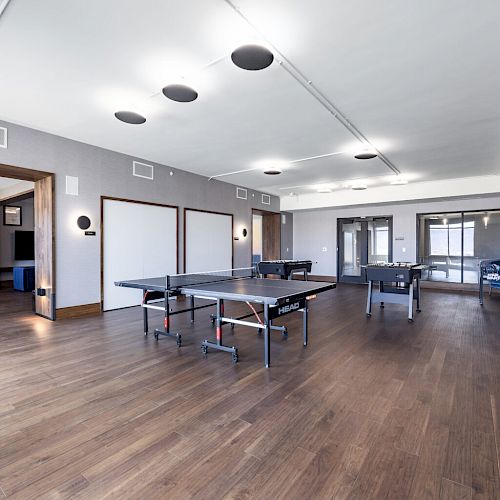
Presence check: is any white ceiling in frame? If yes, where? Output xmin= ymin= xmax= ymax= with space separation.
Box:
xmin=0 ymin=177 xmax=34 ymax=198
xmin=0 ymin=0 xmax=499 ymax=198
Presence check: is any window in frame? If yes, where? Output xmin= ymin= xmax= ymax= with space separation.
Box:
xmin=418 ymin=211 xmax=500 ymax=284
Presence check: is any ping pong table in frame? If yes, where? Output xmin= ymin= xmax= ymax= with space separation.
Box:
xmin=115 ymin=267 xmax=335 ymax=367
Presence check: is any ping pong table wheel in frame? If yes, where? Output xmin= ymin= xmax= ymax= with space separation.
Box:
xmin=257 ymin=328 xmax=262 ymax=335
xmin=416 ymin=309 xmax=421 ymax=313
xmin=176 ymin=335 xmax=182 ymax=348
xmin=366 ymin=313 xmax=371 ymax=318
xmin=282 ymin=328 xmax=288 ymax=338
xmin=231 ymin=322 xmax=235 ymax=330
xmin=380 ymin=305 xmax=384 ymax=309
xmin=232 ymin=351 xmax=239 ymax=364
xmin=201 ymin=345 xmax=208 ymax=356
xmin=408 ymin=318 xmax=414 ymax=323
xmin=154 ymin=332 xmax=159 ymax=340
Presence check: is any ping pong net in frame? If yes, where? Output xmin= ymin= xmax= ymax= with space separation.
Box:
xmin=166 ymin=267 xmax=256 ymax=291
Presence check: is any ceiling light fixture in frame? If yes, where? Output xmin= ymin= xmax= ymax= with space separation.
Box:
xmin=114 ymin=111 xmax=146 ymax=124
xmin=390 ymin=178 xmax=408 ymax=185
xmin=263 ymin=168 xmax=282 ymax=175
xmin=231 ymin=44 xmax=274 ymax=71
xmin=352 ymin=184 xmax=367 ymax=190
xmin=162 ymin=83 xmax=198 ymax=102
xmin=354 ymin=150 xmax=377 ymax=160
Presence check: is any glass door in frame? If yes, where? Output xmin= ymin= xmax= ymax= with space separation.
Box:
xmin=338 ymin=217 xmax=393 ymax=283
xmin=339 ymin=220 xmax=364 ymax=282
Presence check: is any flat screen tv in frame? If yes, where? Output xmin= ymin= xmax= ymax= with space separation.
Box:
xmin=14 ymin=230 xmax=35 ymax=260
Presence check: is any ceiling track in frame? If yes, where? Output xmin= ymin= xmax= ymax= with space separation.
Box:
xmin=0 ymin=0 xmax=12 ymax=20
xmin=222 ymin=0 xmax=400 ymax=176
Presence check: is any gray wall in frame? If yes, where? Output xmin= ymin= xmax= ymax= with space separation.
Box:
xmin=280 ymin=211 xmax=293 ymax=260
xmin=0 ymin=120 xmax=281 ymax=308
xmin=0 ymin=196 xmax=34 ymax=281
xmin=293 ymin=195 xmax=500 ymax=277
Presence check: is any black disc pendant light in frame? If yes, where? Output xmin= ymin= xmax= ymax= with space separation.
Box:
xmin=162 ymin=84 xmax=198 ymax=102
xmin=354 ymin=151 xmax=377 ymax=160
xmin=231 ymin=44 xmax=274 ymax=71
xmin=114 ymin=111 xmax=146 ymax=124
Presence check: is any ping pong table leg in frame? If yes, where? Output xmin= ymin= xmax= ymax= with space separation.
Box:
xmin=143 ymin=291 xmax=149 ymax=335
xmin=408 ymin=283 xmax=414 ymax=322
xmin=366 ymin=280 xmax=373 ymax=317
xmin=303 ymin=302 xmax=309 ymax=346
xmin=480 ymin=276 xmax=484 ymax=305
xmin=264 ymin=303 xmax=270 ymax=368
xmin=190 ymin=295 xmax=195 ymax=322
xmin=216 ymin=299 xmax=223 ymax=346
xmin=416 ymin=277 xmax=421 ymax=313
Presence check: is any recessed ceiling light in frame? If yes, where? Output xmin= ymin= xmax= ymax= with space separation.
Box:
xmin=162 ymin=84 xmax=198 ymax=102
xmin=390 ymin=178 xmax=408 ymax=185
xmin=352 ymin=184 xmax=367 ymax=190
xmin=231 ymin=44 xmax=274 ymax=71
xmin=114 ymin=111 xmax=146 ymax=124
xmin=317 ymin=188 xmax=332 ymax=193
xmin=263 ymin=168 xmax=282 ymax=175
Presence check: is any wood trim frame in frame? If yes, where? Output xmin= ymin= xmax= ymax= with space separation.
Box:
xmin=0 ymin=163 xmax=52 ymax=182
xmin=0 ymin=163 xmax=55 ymax=320
xmin=251 ymin=208 xmax=281 ymax=264
xmin=183 ymin=207 xmax=234 ymax=272
xmin=100 ymin=196 xmax=179 ymax=308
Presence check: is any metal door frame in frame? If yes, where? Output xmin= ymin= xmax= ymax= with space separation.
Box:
xmin=337 ymin=216 xmax=393 ymax=284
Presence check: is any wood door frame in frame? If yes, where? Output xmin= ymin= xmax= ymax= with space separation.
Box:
xmin=251 ymin=208 xmax=281 ymax=264
xmin=183 ymin=208 xmax=234 ymax=272
xmin=0 ymin=163 xmax=55 ymax=319
xmin=100 ymin=196 xmax=179 ymax=307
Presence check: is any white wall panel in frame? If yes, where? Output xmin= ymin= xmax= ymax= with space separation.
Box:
xmin=103 ymin=199 xmax=177 ymax=310
xmin=185 ymin=210 xmax=232 ymax=273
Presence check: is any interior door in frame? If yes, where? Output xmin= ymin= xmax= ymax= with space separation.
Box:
xmin=338 ymin=217 xmax=392 ymax=283
xmin=34 ymin=175 xmax=55 ymax=319
xmin=338 ymin=220 xmax=365 ymax=283
xmin=262 ymin=213 xmax=281 ymax=261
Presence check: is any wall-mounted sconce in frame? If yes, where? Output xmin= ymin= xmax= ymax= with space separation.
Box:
xmin=77 ymin=215 xmax=91 ymax=230
xmin=234 ymin=227 xmax=248 ymax=241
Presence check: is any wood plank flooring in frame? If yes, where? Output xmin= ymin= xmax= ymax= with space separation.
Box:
xmin=1 ymin=285 xmax=499 ymax=499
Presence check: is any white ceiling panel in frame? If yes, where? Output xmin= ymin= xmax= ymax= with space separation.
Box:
xmin=0 ymin=0 xmax=498 ymax=198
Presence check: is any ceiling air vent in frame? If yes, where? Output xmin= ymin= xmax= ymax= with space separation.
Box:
xmin=261 ymin=194 xmax=271 ymax=205
xmin=236 ymin=187 xmax=247 ymax=200
xmin=133 ymin=161 xmax=154 ymax=180
xmin=0 ymin=127 xmax=7 ymax=148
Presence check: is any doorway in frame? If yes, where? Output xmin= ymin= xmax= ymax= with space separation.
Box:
xmin=252 ymin=209 xmax=281 ymax=265
xmin=337 ymin=216 xmax=393 ymax=283
xmin=0 ymin=163 xmax=55 ymax=319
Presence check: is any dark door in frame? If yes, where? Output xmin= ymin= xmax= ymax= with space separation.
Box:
xmin=338 ymin=217 xmax=393 ymax=283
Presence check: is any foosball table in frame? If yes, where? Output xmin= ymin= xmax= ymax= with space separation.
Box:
xmin=365 ymin=263 xmax=426 ymax=322
xmin=479 ymin=259 xmax=500 ymax=305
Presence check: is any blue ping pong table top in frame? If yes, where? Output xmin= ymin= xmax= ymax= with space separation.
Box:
xmin=115 ymin=276 xmax=335 ymax=305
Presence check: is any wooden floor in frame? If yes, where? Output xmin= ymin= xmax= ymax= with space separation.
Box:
xmin=1 ymin=285 xmax=500 ymax=499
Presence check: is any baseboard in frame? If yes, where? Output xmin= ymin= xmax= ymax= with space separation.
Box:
xmin=56 ymin=302 xmax=102 ymax=319
xmin=295 ymin=274 xmax=336 ymax=282
xmin=420 ymin=281 xmax=479 ymax=293
xmin=0 ymin=280 xmax=13 ymax=289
